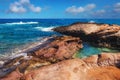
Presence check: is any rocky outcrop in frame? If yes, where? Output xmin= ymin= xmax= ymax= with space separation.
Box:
xmin=32 ymin=36 xmax=82 ymax=62
xmin=18 ymin=53 xmax=120 ymax=80
xmin=0 ymin=36 xmax=83 ymax=79
xmin=1 ymin=53 xmax=120 ymax=80
xmin=53 ymin=22 xmax=120 ymax=49
xmin=1 ymin=50 xmax=120 ymax=80
xmin=1 ymin=23 xmax=120 ymax=80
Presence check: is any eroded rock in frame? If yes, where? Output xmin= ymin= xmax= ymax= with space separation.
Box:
xmin=1 ymin=52 xmax=120 ymax=80
xmin=33 ymin=36 xmax=83 ymax=62
xmin=53 ymin=22 xmax=120 ymax=49
xmin=0 ymin=36 xmax=83 ymax=79
xmin=23 ymin=53 xmax=120 ymax=80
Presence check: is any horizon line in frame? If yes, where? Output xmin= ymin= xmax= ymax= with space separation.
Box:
xmin=0 ymin=18 xmax=120 ymax=19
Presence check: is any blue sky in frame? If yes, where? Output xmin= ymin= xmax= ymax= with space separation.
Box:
xmin=0 ymin=0 xmax=120 ymax=18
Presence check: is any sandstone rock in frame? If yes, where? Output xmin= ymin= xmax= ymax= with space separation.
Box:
xmin=0 ymin=70 xmax=23 ymax=80
xmin=1 ymin=35 xmax=120 ymax=80
xmin=33 ymin=36 xmax=83 ymax=62
xmin=87 ymin=66 xmax=120 ymax=80
xmin=0 ymin=36 xmax=82 ymax=79
xmin=24 ymin=59 xmax=88 ymax=80
xmin=1 ymin=53 xmax=120 ymax=80
xmin=53 ymin=22 xmax=120 ymax=49
xmin=23 ymin=53 xmax=120 ymax=80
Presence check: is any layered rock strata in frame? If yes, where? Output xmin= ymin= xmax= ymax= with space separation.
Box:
xmin=22 ymin=53 xmax=120 ymax=80
xmin=0 ymin=36 xmax=83 ymax=79
xmin=1 ymin=53 xmax=120 ymax=80
xmin=53 ymin=22 xmax=120 ymax=49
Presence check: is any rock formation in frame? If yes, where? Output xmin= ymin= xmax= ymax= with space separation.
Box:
xmin=1 ymin=22 xmax=120 ymax=80
xmin=32 ymin=36 xmax=82 ymax=62
xmin=1 ymin=53 xmax=120 ymax=80
xmin=0 ymin=36 xmax=83 ymax=79
xmin=23 ymin=53 xmax=120 ymax=80
xmin=53 ymin=22 xmax=120 ymax=49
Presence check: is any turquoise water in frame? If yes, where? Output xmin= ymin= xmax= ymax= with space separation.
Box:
xmin=0 ymin=19 xmax=120 ymax=57
xmin=76 ymin=43 xmax=119 ymax=58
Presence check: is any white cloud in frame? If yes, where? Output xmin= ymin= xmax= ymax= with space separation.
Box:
xmin=9 ymin=0 xmax=41 ymax=13
xmin=114 ymin=2 xmax=120 ymax=8
xmin=96 ymin=10 xmax=106 ymax=14
xmin=66 ymin=3 xmax=96 ymax=14
xmin=114 ymin=2 xmax=120 ymax=12
xmin=66 ymin=6 xmax=84 ymax=14
xmin=90 ymin=2 xmax=120 ymax=18
xmin=92 ymin=9 xmax=106 ymax=17
xmin=29 ymin=5 xmax=41 ymax=13
xmin=20 ymin=0 xmax=30 ymax=4
xmin=114 ymin=8 xmax=120 ymax=12
xmin=14 ymin=2 xmax=21 ymax=6
xmin=85 ymin=4 xmax=96 ymax=10
xmin=66 ymin=2 xmax=120 ymax=18
xmin=10 ymin=4 xmax=26 ymax=13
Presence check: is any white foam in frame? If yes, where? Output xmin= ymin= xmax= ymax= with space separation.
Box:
xmin=5 ymin=21 xmax=39 ymax=25
xmin=0 ymin=37 xmax=51 ymax=62
xmin=35 ymin=26 xmax=54 ymax=32
xmin=88 ymin=20 xmax=95 ymax=23
xmin=9 ymin=53 xmax=27 ymax=59
xmin=0 ymin=61 xmax=4 ymax=65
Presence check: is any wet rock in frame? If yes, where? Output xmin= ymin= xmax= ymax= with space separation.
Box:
xmin=0 ymin=36 xmax=83 ymax=79
xmin=53 ymin=22 xmax=120 ymax=49
xmin=0 ymin=57 xmax=50 ymax=79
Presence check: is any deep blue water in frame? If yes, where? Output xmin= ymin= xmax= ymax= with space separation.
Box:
xmin=0 ymin=19 xmax=120 ymax=57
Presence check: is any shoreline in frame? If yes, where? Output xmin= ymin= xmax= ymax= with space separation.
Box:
xmin=0 ymin=37 xmax=54 ymax=59
xmin=0 ymin=22 xmax=120 ymax=80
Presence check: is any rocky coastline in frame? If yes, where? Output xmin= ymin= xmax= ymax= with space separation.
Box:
xmin=53 ymin=22 xmax=120 ymax=49
xmin=0 ymin=22 xmax=120 ymax=80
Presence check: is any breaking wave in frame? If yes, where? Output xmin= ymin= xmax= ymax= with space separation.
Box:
xmin=5 ymin=21 xmax=39 ymax=25
xmin=35 ymin=26 xmax=55 ymax=32
xmin=88 ymin=20 xmax=95 ymax=23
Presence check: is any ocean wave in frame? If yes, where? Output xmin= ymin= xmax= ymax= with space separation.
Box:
xmin=88 ymin=20 xmax=95 ymax=23
xmin=35 ymin=26 xmax=55 ymax=32
xmin=0 ymin=37 xmax=52 ymax=63
xmin=5 ymin=21 xmax=39 ymax=25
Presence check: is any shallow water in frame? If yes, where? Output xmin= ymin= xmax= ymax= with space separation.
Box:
xmin=75 ymin=43 xmax=119 ymax=58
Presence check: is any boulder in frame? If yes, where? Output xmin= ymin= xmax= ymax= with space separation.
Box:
xmin=33 ymin=36 xmax=83 ymax=62
xmin=1 ymin=53 xmax=120 ymax=80
xmin=24 ymin=53 xmax=120 ymax=80
xmin=53 ymin=22 xmax=120 ymax=49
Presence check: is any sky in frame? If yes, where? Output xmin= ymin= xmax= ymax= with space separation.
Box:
xmin=0 ymin=0 xmax=120 ymax=19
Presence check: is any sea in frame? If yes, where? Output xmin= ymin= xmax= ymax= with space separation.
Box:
xmin=0 ymin=19 xmax=120 ymax=59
